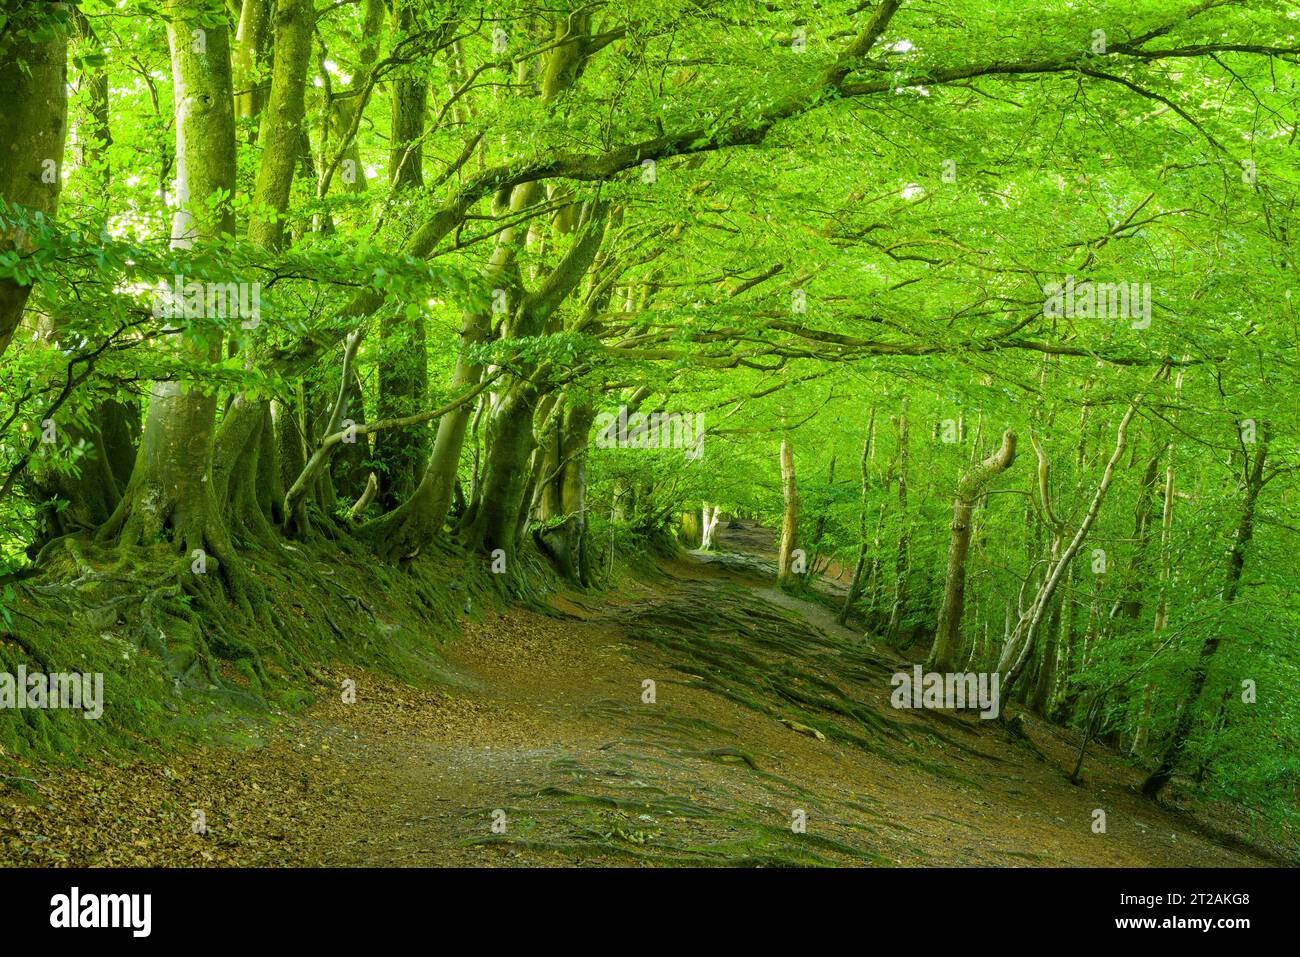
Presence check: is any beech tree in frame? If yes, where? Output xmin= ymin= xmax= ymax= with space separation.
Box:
xmin=2 ymin=0 xmax=1299 ymax=828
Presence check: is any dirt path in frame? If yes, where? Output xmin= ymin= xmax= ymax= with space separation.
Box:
xmin=1 ymin=526 xmax=1286 ymax=867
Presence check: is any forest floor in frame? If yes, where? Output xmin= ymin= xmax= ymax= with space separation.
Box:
xmin=1 ymin=524 xmax=1290 ymax=867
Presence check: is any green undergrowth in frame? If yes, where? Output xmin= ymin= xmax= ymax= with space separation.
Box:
xmin=0 ymin=524 xmax=549 ymax=769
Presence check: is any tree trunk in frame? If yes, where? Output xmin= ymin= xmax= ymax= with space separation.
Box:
xmin=680 ymin=509 xmax=701 ymax=548
xmin=388 ymin=0 xmax=427 ymax=190
xmin=233 ymin=0 xmax=273 ymax=127
xmin=373 ymin=0 xmax=431 ymax=506
xmin=27 ymin=16 xmax=137 ymax=544
xmin=700 ymin=503 xmax=721 ymax=550
xmin=807 ymin=454 xmax=835 ymax=571
xmin=997 ymin=395 xmax=1145 ymax=699
xmin=1028 ymin=595 xmax=1062 ymax=713
xmin=97 ymin=0 xmax=238 ymax=578
xmin=459 ymin=383 xmax=540 ymax=559
xmin=1142 ymin=432 xmax=1267 ymax=797
xmin=885 ymin=397 xmax=910 ymax=640
xmin=460 ymin=205 xmax=606 ymax=563
xmin=534 ymin=402 xmax=597 ymax=584
xmin=928 ymin=430 xmax=1017 ymax=672
xmin=838 ymin=407 xmax=876 ymax=625
xmin=776 ymin=432 xmax=800 ymax=586
xmin=359 ymin=184 xmax=540 ymax=560
xmin=247 ymin=0 xmax=313 ymax=250
xmin=374 ymin=315 xmax=429 ymax=508
xmin=215 ymin=0 xmax=314 ymax=544
xmin=1132 ymin=368 xmax=1183 ymax=753
xmin=0 ymin=0 xmax=69 ymax=359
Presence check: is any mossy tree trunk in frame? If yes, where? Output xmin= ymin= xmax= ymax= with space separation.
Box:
xmin=358 ymin=182 xmax=533 ymax=560
xmin=459 ymin=204 xmax=607 ymax=565
xmin=233 ymin=0 xmax=273 ymax=128
xmin=0 ymin=0 xmax=69 ymax=360
xmin=535 ymin=401 xmax=597 ymax=584
xmin=247 ymin=0 xmax=313 ymax=250
xmin=928 ymin=429 xmax=1017 ymax=672
xmin=212 ymin=0 xmax=315 ymax=550
xmin=98 ymin=0 xmax=238 ymax=583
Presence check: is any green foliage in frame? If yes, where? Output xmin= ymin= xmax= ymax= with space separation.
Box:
xmin=2 ymin=0 xmax=1299 ymax=835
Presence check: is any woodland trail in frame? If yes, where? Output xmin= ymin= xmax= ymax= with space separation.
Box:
xmin=0 ymin=525 xmax=1285 ymax=867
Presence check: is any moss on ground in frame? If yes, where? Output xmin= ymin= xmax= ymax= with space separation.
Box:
xmin=0 ymin=526 xmax=536 ymax=774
